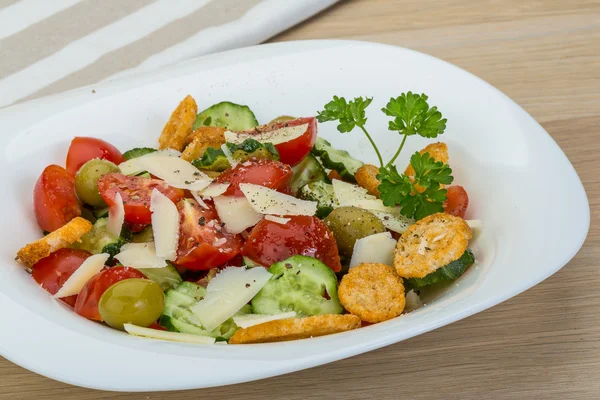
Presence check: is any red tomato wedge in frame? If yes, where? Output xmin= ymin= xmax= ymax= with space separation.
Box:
xmin=236 ymin=117 xmax=317 ymax=166
xmin=242 ymin=215 xmax=342 ymax=273
xmin=216 ymin=159 xmax=293 ymax=197
xmin=175 ymin=199 xmax=243 ymax=271
xmin=444 ymin=185 xmax=469 ymax=218
xmin=66 ymin=137 xmax=125 ymax=175
xmin=32 ymin=248 xmax=92 ymax=307
xmin=98 ymin=173 xmax=185 ymax=225
xmin=34 ymin=164 xmax=82 ymax=232
xmin=74 ymin=267 xmax=146 ymax=321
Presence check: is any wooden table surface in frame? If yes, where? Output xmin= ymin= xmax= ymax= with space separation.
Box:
xmin=1 ymin=0 xmax=599 ymax=399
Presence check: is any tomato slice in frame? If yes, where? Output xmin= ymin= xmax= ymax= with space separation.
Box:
xmin=175 ymin=199 xmax=243 ymax=270
xmin=444 ymin=185 xmax=469 ymax=218
xmin=242 ymin=117 xmax=317 ymax=166
xmin=242 ymin=215 xmax=342 ymax=272
xmin=66 ymin=137 xmax=125 ymax=175
xmin=74 ymin=266 xmax=146 ymax=321
xmin=98 ymin=173 xmax=185 ymax=225
xmin=216 ymin=159 xmax=293 ymax=197
xmin=33 ymin=164 xmax=82 ymax=232
xmin=32 ymin=248 xmax=92 ymax=307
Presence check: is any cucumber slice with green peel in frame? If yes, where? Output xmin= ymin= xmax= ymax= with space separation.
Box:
xmin=122 ymin=147 xmax=156 ymax=160
xmin=137 ymin=264 xmax=182 ymax=292
xmin=299 ymin=181 xmax=339 ymax=218
xmin=290 ymin=154 xmax=330 ymax=196
xmin=404 ymin=249 xmax=475 ymax=290
xmin=72 ymin=217 xmax=131 ymax=258
xmin=193 ymin=101 xmax=259 ymax=131
xmin=311 ymin=137 xmax=363 ymax=182
xmin=251 ymin=255 xmax=344 ymax=316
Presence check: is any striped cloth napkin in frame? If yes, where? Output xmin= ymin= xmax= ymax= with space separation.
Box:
xmin=0 ymin=0 xmax=339 ymax=109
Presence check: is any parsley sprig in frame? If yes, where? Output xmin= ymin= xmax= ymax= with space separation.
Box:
xmin=316 ymin=92 xmax=452 ymax=220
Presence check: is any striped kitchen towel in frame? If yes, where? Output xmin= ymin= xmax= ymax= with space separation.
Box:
xmin=0 ymin=0 xmax=339 ymax=109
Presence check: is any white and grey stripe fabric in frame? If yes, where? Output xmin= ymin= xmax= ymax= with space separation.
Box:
xmin=0 ymin=0 xmax=339 ymax=109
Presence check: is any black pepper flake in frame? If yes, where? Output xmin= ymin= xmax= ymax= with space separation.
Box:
xmin=296 ymin=270 xmax=301 ymax=275
xmin=285 ymin=263 xmax=293 ymax=269
xmin=199 ymin=216 xmax=206 ymax=226
xmin=425 ymin=247 xmax=431 ymax=251
xmin=245 ymin=283 xmax=250 ymax=288
xmin=184 ymin=180 xmax=192 ymax=185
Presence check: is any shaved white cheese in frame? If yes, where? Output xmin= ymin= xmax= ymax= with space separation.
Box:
xmin=371 ymin=210 xmax=414 ymax=233
xmin=124 ymin=324 xmax=215 ymax=344
xmin=150 ymin=189 xmax=179 ymax=261
xmin=467 ymin=219 xmax=482 ymax=229
xmin=240 ymin=183 xmax=317 ymax=216
xmin=404 ymin=290 xmax=424 ymax=313
xmin=233 ymin=312 xmax=297 ymax=329
xmin=221 ymin=143 xmax=236 ymax=167
xmin=264 ymin=215 xmax=291 ymax=224
xmin=190 ymin=191 xmax=209 ymax=209
xmin=213 ymin=195 xmax=263 ymax=234
xmin=332 ymin=179 xmax=398 ymax=213
xmin=224 ymin=123 xmax=308 ymax=146
xmin=107 ymin=192 xmax=125 ymax=237
xmin=190 ymin=266 xmax=272 ymax=331
xmin=199 ymin=183 xmax=230 ymax=198
xmin=349 ymin=232 xmax=396 ymax=269
xmin=118 ymin=149 xmax=180 ymax=175
xmin=53 ymin=253 xmax=109 ymax=298
xmin=114 ymin=243 xmax=167 ymax=269
xmin=137 ymin=155 xmax=212 ymax=191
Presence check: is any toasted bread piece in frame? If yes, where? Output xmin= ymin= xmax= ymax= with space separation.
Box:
xmin=229 ymin=314 xmax=361 ymax=344
xmin=394 ymin=213 xmax=471 ymax=279
xmin=17 ymin=217 xmax=93 ymax=267
xmin=339 ymin=263 xmax=405 ymax=323
xmin=158 ymin=95 xmax=198 ymax=151
xmin=355 ymin=164 xmax=381 ymax=197
xmin=181 ymin=126 xmax=226 ymax=161
xmin=404 ymin=142 xmax=449 ymax=177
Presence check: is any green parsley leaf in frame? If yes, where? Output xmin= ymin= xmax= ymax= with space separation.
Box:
xmin=382 ymin=92 xmax=447 ymax=138
xmin=317 ymin=96 xmax=372 ymax=133
xmin=377 ymin=152 xmax=453 ymax=220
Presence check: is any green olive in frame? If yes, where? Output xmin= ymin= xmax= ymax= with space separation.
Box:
xmin=98 ymin=278 xmax=164 ymax=330
xmin=324 ymin=206 xmax=386 ymax=258
xmin=75 ymin=159 xmax=120 ymax=207
xmin=268 ymin=115 xmax=296 ymax=124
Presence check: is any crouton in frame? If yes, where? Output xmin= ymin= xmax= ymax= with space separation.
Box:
xmin=181 ymin=126 xmax=226 ymax=161
xmin=355 ymin=164 xmax=381 ymax=197
xmin=158 ymin=95 xmax=198 ymax=151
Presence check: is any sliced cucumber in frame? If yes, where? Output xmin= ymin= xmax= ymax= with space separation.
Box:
xmin=311 ymin=137 xmax=363 ymax=182
xmin=299 ymin=181 xmax=339 ymax=218
xmin=405 ymin=249 xmax=475 ymax=290
xmin=122 ymin=147 xmax=156 ymax=160
xmin=193 ymin=101 xmax=258 ymax=131
xmin=73 ymin=217 xmax=131 ymax=258
xmin=251 ymin=255 xmax=344 ymax=316
xmin=137 ymin=264 xmax=182 ymax=292
xmin=290 ymin=154 xmax=329 ymax=196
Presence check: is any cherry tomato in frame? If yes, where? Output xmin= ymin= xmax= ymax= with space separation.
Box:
xmin=444 ymin=185 xmax=469 ymax=218
xmin=175 ymin=199 xmax=243 ymax=270
xmin=33 ymin=164 xmax=82 ymax=232
xmin=74 ymin=266 xmax=146 ymax=321
xmin=242 ymin=215 xmax=342 ymax=272
xmin=97 ymin=173 xmax=185 ymax=225
xmin=65 ymin=137 xmax=125 ymax=175
xmin=245 ymin=117 xmax=317 ymax=166
xmin=31 ymin=248 xmax=92 ymax=307
xmin=216 ymin=159 xmax=293 ymax=197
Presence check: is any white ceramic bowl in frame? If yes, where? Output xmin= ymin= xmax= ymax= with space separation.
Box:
xmin=0 ymin=40 xmax=589 ymax=391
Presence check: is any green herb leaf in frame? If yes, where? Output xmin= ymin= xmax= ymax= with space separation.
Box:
xmin=377 ymin=152 xmax=453 ymax=220
xmin=317 ymin=96 xmax=372 ymax=133
xmin=382 ymin=92 xmax=447 ymax=138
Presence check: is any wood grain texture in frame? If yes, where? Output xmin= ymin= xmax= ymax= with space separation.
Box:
xmin=1 ymin=0 xmax=599 ymax=399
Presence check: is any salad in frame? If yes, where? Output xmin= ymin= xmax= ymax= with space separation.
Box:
xmin=16 ymin=93 xmax=477 ymax=344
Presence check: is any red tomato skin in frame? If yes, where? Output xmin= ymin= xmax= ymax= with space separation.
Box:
xmin=242 ymin=215 xmax=342 ymax=272
xmin=33 ymin=165 xmax=82 ymax=232
xmin=31 ymin=248 xmax=92 ymax=307
xmin=65 ymin=137 xmax=125 ymax=175
xmin=175 ymin=199 xmax=243 ymax=270
xmin=444 ymin=185 xmax=469 ymax=218
xmin=269 ymin=117 xmax=317 ymax=166
xmin=216 ymin=159 xmax=293 ymax=197
xmin=98 ymin=173 xmax=185 ymax=225
xmin=74 ymin=267 xmax=146 ymax=321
